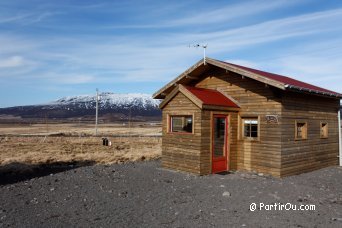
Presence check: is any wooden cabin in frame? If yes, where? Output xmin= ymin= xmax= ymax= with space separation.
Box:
xmin=153 ymin=57 xmax=342 ymax=177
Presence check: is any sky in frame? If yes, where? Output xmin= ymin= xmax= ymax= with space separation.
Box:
xmin=0 ymin=0 xmax=342 ymax=107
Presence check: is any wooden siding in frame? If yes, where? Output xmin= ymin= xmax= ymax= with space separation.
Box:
xmin=160 ymin=66 xmax=340 ymax=177
xmin=162 ymin=92 xmax=202 ymax=174
xmin=280 ymin=92 xmax=340 ymax=176
xmin=199 ymin=110 xmax=211 ymax=174
xmin=196 ymin=68 xmax=282 ymax=176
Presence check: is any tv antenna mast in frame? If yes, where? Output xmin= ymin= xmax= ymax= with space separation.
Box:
xmin=189 ymin=44 xmax=207 ymax=65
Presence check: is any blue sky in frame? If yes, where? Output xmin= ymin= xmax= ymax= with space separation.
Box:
xmin=0 ymin=0 xmax=342 ymax=107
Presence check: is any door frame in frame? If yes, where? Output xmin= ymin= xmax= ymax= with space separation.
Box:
xmin=211 ymin=113 xmax=229 ymax=173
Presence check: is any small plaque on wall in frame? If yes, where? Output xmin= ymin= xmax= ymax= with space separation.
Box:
xmin=265 ymin=115 xmax=279 ymax=124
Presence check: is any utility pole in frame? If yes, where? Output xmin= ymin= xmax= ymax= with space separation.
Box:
xmin=95 ymin=88 xmax=99 ymax=136
xmin=128 ymin=107 xmax=132 ymax=137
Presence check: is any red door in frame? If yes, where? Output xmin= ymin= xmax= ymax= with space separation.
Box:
xmin=212 ymin=115 xmax=228 ymax=173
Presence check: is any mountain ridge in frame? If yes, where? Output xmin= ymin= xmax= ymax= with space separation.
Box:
xmin=0 ymin=92 xmax=162 ymax=121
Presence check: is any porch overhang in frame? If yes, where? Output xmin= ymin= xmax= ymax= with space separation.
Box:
xmin=159 ymin=84 xmax=240 ymax=111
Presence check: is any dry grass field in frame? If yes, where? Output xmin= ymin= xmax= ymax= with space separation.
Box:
xmin=0 ymin=122 xmax=162 ymax=166
xmin=0 ymin=122 xmax=161 ymax=136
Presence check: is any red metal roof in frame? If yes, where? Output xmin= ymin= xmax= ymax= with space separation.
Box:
xmin=184 ymin=86 xmax=239 ymax=108
xmin=219 ymin=60 xmax=341 ymax=97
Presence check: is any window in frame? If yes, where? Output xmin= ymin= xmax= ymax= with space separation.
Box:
xmin=242 ymin=118 xmax=258 ymax=139
xmin=320 ymin=122 xmax=328 ymax=138
xmin=170 ymin=115 xmax=193 ymax=133
xmin=295 ymin=121 xmax=307 ymax=140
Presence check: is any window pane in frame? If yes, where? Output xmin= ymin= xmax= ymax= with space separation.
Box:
xmin=321 ymin=123 xmax=328 ymax=138
xmin=244 ymin=125 xmax=250 ymax=137
xmin=183 ymin=117 xmax=193 ymax=132
xmin=251 ymin=124 xmax=258 ymax=137
xmin=171 ymin=117 xmax=183 ymax=132
xmin=297 ymin=126 xmax=302 ymax=138
xmin=296 ymin=122 xmax=306 ymax=139
xmin=251 ymin=124 xmax=258 ymax=132
xmin=244 ymin=120 xmax=258 ymax=124
xmin=243 ymin=118 xmax=258 ymax=138
xmin=213 ymin=117 xmax=226 ymax=157
xmin=171 ymin=116 xmax=193 ymax=133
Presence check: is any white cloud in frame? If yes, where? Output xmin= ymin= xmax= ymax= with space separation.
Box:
xmin=0 ymin=35 xmax=40 ymax=54
xmin=166 ymin=0 xmax=295 ymax=27
xmin=0 ymin=2 xmax=341 ymax=93
xmin=104 ymin=0 xmax=302 ymax=29
xmin=0 ymin=56 xmax=25 ymax=68
xmin=231 ymin=38 xmax=342 ymax=93
xmin=0 ymin=13 xmax=32 ymax=24
xmin=25 ymin=12 xmax=61 ymax=24
xmin=175 ymin=8 xmax=342 ymax=52
xmin=75 ymin=8 xmax=342 ymax=83
xmin=41 ymin=73 xmax=96 ymax=84
xmin=61 ymin=75 xmax=95 ymax=84
xmin=267 ymin=56 xmax=342 ymax=93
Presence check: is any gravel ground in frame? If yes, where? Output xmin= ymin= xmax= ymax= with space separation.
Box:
xmin=0 ymin=160 xmax=342 ymax=228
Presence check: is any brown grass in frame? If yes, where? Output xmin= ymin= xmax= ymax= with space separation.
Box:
xmin=0 ymin=122 xmax=161 ymax=136
xmin=0 ymin=136 xmax=161 ymax=165
xmin=0 ymin=123 xmax=162 ymax=165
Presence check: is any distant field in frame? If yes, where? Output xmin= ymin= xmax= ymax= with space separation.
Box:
xmin=0 ymin=122 xmax=162 ymax=166
xmin=0 ymin=122 xmax=161 ymax=136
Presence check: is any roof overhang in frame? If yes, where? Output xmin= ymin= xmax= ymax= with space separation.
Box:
xmin=284 ymin=84 xmax=342 ymax=99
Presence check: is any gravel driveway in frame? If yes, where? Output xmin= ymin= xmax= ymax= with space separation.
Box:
xmin=0 ymin=160 xmax=342 ymax=227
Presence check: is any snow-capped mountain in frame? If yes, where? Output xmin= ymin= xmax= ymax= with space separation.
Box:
xmin=0 ymin=92 xmax=162 ymax=121
xmin=50 ymin=92 xmax=160 ymax=110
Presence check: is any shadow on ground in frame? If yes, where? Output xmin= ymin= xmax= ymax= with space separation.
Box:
xmin=215 ymin=171 xmax=232 ymax=175
xmin=0 ymin=160 xmax=95 ymax=185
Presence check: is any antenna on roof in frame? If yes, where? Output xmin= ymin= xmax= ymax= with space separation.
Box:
xmin=188 ymin=44 xmax=208 ymax=65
